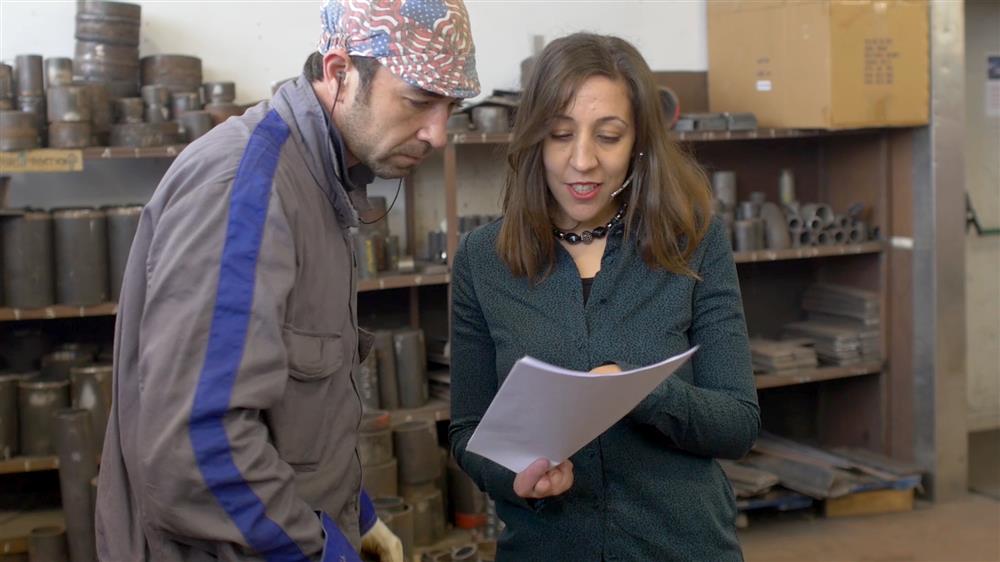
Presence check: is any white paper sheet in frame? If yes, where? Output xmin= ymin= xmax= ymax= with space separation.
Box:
xmin=465 ymin=347 xmax=698 ymax=474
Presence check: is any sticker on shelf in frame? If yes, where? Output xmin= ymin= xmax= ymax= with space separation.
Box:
xmin=0 ymin=149 xmax=84 ymax=173
xmin=756 ymin=80 xmax=772 ymax=92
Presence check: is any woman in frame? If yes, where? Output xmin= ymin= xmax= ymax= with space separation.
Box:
xmin=449 ymin=33 xmax=759 ymax=561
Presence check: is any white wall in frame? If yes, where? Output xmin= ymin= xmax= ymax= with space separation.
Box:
xmin=964 ymin=0 xmax=1000 ymax=432
xmin=0 ymin=0 xmax=707 ymax=103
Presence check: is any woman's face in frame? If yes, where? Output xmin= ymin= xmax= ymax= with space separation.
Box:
xmin=543 ymin=75 xmax=636 ymax=230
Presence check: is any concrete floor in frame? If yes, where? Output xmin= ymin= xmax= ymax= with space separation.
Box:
xmin=740 ymin=494 xmax=1000 ymax=562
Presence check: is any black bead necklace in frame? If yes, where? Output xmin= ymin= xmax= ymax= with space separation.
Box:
xmin=553 ymin=203 xmax=627 ymax=245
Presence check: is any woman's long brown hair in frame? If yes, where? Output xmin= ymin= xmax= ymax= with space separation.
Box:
xmin=497 ymin=33 xmax=713 ymax=282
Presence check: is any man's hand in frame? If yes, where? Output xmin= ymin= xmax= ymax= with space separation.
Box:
xmin=589 ymin=364 xmax=622 ymax=375
xmin=513 ymin=458 xmax=574 ymax=499
xmin=359 ymin=519 xmax=403 ymax=562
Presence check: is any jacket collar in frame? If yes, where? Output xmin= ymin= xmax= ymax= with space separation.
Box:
xmin=270 ymin=74 xmax=374 ymax=227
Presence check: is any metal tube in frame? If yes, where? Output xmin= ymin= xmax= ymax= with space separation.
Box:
xmin=44 ymin=58 xmax=74 ymax=89
xmin=75 ymin=0 xmax=142 ymax=47
xmin=393 ymin=329 xmax=428 ymax=408
xmin=0 ymin=373 xmax=39 ymax=458
xmin=103 ymin=205 xmax=141 ymax=301
xmin=374 ymin=497 xmax=414 ymax=558
xmin=409 ymin=488 xmax=445 ymax=546
xmin=711 ymin=171 xmax=737 ymax=209
xmin=70 ymin=365 xmax=113 ymax=457
xmin=2 ymin=211 xmax=55 ymax=308
xmin=733 ymin=220 xmax=757 ymax=252
xmin=52 ymin=208 xmax=109 ymax=306
xmin=373 ymin=330 xmax=400 ymax=410
xmin=356 ymin=345 xmax=380 ymax=410
xmin=176 ymin=110 xmax=214 ymax=142
xmin=15 ymin=54 xmax=44 ymax=97
xmin=362 ymin=456 xmax=398 ymax=498
xmin=48 ymin=122 xmax=92 ymax=149
xmin=170 ymin=91 xmax=201 ymax=116
xmin=18 ymin=379 xmax=70 ymax=456
xmin=53 ymin=409 xmax=98 ymax=562
xmin=761 ymin=202 xmax=791 ymax=250
xmin=41 ymin=349 xmax=92 ymax=381
xmin=358 ymin=427 xmax=392 ymax=466
xmin=47 ymin=85 xmax=91 ymax=123
xmin=112 ymin=97 xmax=144 ymax=124
xmin=392 ymin=421 xmax=440 ymax=484
xmin=28 ymin=526 xmax=69 ymax=562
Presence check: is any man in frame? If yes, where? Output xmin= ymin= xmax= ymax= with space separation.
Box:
xmin=95 ymin=1 xmax=479 ymax=560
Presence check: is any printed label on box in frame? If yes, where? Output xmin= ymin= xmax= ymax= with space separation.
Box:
xmin=756 ymin=80 xmax=773 ymax=92
xmin=864 ymin=37 xmax=898 ymax=86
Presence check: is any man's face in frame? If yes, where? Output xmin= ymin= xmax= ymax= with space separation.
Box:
xmin=337 ymin=66 xmax=459 ymax=179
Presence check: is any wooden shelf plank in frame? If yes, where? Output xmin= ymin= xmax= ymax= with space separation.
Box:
xmin=0 ymin=302 xmax=117 ymax=322
xmin=755 ymin=362 xmax=883 ymax=389
xmin=388 ymin=399 xmax=450 ymax=425
xmin=82 ymin=144 xmax=188 ymax=160
xmin=358 ymin=272 xmax=450 ymax=293
xmin=733 ymin=242 xmax=884 ymax=264
xmin=0 ymin=455 xmax=59 ymax=475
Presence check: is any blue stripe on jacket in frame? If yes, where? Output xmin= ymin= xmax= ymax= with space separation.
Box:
xmin=189 ymin=109 xmax=355 ymax=561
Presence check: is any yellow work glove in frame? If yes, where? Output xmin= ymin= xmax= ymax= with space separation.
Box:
xmin=359 ymin=518 xmax=403 ymax=562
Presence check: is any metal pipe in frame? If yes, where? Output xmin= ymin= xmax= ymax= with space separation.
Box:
xmin=711 ymin=171 xmax=737 ymax=209
xmin=357 ymin=342 xmax=380 ymax=411
xmin=0 ymin=373 xmax=39 ymax=458
xmin=52 ymin=208 xmax=109 ymax=306
xmin=778 ymin=168 xmax=796 ymax=206
xmin=28 ymin=526 xmax=69 ymax=562
xmin=75 ymin=0 xmax=142 ymax=47
xmin=801 ymin=203 xmax=835 ymax=229
xmin=409 ymin=488 xmax=445 ymax=546
xmin=761 ymin=202 xmax=791 ymax=250
xmin=393 ymin=421 xmax=440 ymax=484
xmin=374 ymin=497 xmax=414 ymax=558
xmin=18 ymin=379 xmax=70 ymax=456
xmin=203 ymin=81 xmax=236 ymax=104
xmin=15 ymin=54 xmax=44 ymax=97
xmin=373 ymin=330 xmax=400 ymax=410
xmin=1 ymin=211 xmax=54 ymax=308
xmin=358 ymin=427 xmax=392 ymax=466
xmin=41 ymin=350 xmax=92 ymax=381
xmin=112 ymin=97 xmax=144 ymax=124
xmin=393 ymin=329 xmax=428 ymax=408
xmin=103 ymin=205 xmax=141 ymax=301
xmin=48 ymin=122 xmax=92 ymax=149
xmin=70 ymin=364 xmax=113 ymax=457
xmin=733 ymin=220 xmax=757 ymax=252
xmin=171 ymin=91 xmax=201 ymax=116
xmin=46 ymin=85 xmax=91 ymax=122
xmin=362 ymin=456 xmax=399 ymax=498
xmin=177 ymin=110 xmax=214 ymax=142
xmin=44 ymin=58 xmax=74 ymax=89
xmin=53 ymin=409 xmax=98 ymax=562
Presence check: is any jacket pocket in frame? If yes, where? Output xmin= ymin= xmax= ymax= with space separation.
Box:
xmin=268 ymin=328 xmax=345 ymax=468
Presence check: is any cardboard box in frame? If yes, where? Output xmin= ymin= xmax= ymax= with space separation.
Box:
xmin=708 ymin=1 xmax=929 ymax=129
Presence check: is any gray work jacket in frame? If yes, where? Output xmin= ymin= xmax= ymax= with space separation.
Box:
xmin=96 ymin=75 xmax=376 ymax=562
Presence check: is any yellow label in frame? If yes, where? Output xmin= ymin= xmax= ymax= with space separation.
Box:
xmin=0 ymin=149 xmax=84 ymax=173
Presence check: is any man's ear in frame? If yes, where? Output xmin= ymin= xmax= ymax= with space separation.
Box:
xmin=322 ymin=49 xmax=351 ymax=100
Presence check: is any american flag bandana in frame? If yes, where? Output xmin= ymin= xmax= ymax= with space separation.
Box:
xmin=319 ymin=0 xmax=480 ymax=99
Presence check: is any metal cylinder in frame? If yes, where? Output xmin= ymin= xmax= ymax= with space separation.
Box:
xmin=787 ymin=213 xmax=803 ymax=230
xmin=48 ymin=122 xmax=92 ymax=149
xmin=28 ymin=526 xmax=69 ymax=562
xmin=733 ymin=220 xmax=757 ymax=252
xmin=17 ymin=95 xmax=47 ymax=136
xmin=778 ymin=168 xmax=796 ymax=206
xmin=53 ymin=208 xmax=109 ymax=306
xmin=385 ymin=235 xmax=400 ymax=271
xmin=409 ymin=488 xmax=445 ymax=546
xmin=74 ymin=41 xmax=140 ymax=85
xmin=83 ymin=82 xmax=112 ymax=142
xmin=0 ymin=373 xmax=39 ymax=459
xmin=448 ymin=457 xmax=486 ymax=528
xmin=712 ymin=170 xmax=736 ymax=210
xmin=203 ymin=81 xmax=236 ymax=104
xmin=354 ymin=234 xmax=378 ymax=280
xmin=0 ymin=64 xmax=13 ymax=103
xmin=810 ymin=229 xmax=830 ymax=247
xmin=15 ymin=54 xmax=44 ymax=97
xmin=849 ymin=222 xmax=867 ymax=244
xmin=70 ymin=365 xmax=112 ymax=457
xmin=760 ymin=202 xmax=791 ymax=250
xmin=110 ymin=122 xmax=166 ymax=147
xmin=359 ymin=427 xmax=393 ymax=466
xmin=831 ymin=228 xmax=847 ymax=245
xmin=47 ymin=85 xmax=92 ymax=123
xmin=104 ymin=204 xmax=141 ymax=300
xmin=2 ymin=211 xmax=54 ymax=308
xmin=141 ymin=83 xmax=171 ymax=107
xmin=393 ymin=329 xmax=427 ymax=408
xmin=75 ymin=0 xmax=142 ymax=46
xmin=177 ymin=110 xmax=214 ymax=142
xmin=357 ymin=347 xmax=380 ymax=410
xmin=41 ymin=350 xmax=91 ymax=381
xmin=0 ymin=110 xmax=41 ymax=151
xmin=203 ymin=102 xmax=243 ymax=125
xmin=112 ymin=97 xmax=144 ymax=123
xmin=372 ymin=330 xmax=400 ymax=410
xmin=790 ymin=228 xmax=809 ymax=248
xmin=470 ymin=106 xmax=509 ymax=133
xmin=363 ymin=456 xmax=399 ymax=498
xmin=171 ymin=91 xmax=201 ymax=116
xmin=374 ymin=497 xmax=414 ymax=558
xmin=393 ymin=421 xmax=440 ymax=485
xmin=44 ymin=58 xmax=74 ymax=89
xmin=801 ymin=203 xmax=835 ymax=230
xmin=140 ymin=55 xmax=202 ymax=94
xmin=53 ymin=409 xmax=98 ymax=562
xmin=738 ymin=201 xmax=760 ymax=221
xmin=18 ymin=379 xmax=70 ymax=456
